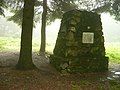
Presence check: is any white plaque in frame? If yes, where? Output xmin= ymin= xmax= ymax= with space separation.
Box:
xmin=82 ymin=32 xmax=94 ymax=43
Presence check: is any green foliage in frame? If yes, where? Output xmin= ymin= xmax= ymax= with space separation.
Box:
xmin=0 ymin=0 xmax=7 ymax=16
xmin=109 ymin=80 xmax=120 ymax=90
xmin=6 ymin=0 xmax=42 ymax=26
xmin=105 ymin=43 xmax=120 ymax=63
xmin=0 ymin=37 xmax=54 ymax=53
xmin=6 ymin=0 xmax=24 ymax=10
xmin=5 ymin=0 xmax=112 ymax=25
xmin=69 ymin=80 xmax=120 ymax=90
xmin=0 ymin=37 xmax=20 ymax=51
xmin=47 ymin=0 xmax=78 ymax=24
xmin=2 ymin=0 xmax=120 ymax=25
xmin=8 ymin=9 xmax=23 ymax=26
xmin=0 ymin=38 xmax=6 ymax=50
xmin=108 ymin=0 xmax=120 ymax=21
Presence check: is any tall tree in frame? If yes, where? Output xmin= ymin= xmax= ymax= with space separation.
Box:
xmin=0 ymin=0 xmax=6 ymax=16
xmin=16 ymin=0 xmax=36 ymax=70
xmin=39 ymin=0 xmax=47 ymax=55
xmin=6 ymin=0 xmax=42 ymax=26
xmin=109 ymin=0 xmax=120 ymax=21
xmin=7 ymin=0 xmax=119 ymax=57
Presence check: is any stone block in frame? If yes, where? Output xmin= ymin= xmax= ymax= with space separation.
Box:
xmin=50 ymin=9 xmax=108 ymax=73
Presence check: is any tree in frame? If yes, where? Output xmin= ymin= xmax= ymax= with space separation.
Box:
xmin=39 ymin=0 xmax=47 ymax=55
xmin=6 ymin=0 xmax=42 ymax=26
xmin=0 ymin=0 xmax=6 ymax=16
xmin=47 ymin=0 xmax=110 ymax=22
xmin=16 ymin=0 xmax=37 ymax=70
xmin=109 ymin=0 xmax=120 ymax=21
xmin=6 ymin=0 xmax=119 ymax=57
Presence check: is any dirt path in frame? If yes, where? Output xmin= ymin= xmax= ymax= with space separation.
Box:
xmin=0 ymin=51 xmax=120 ymax=90
xmin=0 ymin=51 xmax=120 ymax=71
xmin=0 ymin=51 xmax=58 ymax=74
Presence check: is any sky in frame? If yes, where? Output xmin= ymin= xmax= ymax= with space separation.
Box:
xmin=101 ymin=13 xmax=120 ymax=43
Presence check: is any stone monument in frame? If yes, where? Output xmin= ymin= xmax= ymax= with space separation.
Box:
xmin=50 ymin=10 xmax=108 ymax=73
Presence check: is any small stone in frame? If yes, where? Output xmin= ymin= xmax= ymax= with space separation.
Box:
xmin=113 ymin=75 xmax=119 ymax=78
xmin=115 ymin=72 xmax=120 ymax=75
xmin=107 ymin=77 xmax=114 ymax=80
xmin=111 ymin=71 xmax=115 ymax=73
xmin=87 ymin=26 xmax=90 ymax=29
xmin=69 ymin=61 xmax=72 ymax=65
xmin=69 ymin=19 xmax=77 ymax=25
xmin=69 ymin=27 xmax=76 ymax=32
xmin=66 ymin=31 xmax=75 ymax=41
xmin=26 ymin=76 xmax=30 ymax=79
xmin=60 ymin=63 xmax=68 ymax=69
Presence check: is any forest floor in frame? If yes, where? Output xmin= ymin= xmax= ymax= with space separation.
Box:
xmin=0 ymin=51 xmax=120 ymax=90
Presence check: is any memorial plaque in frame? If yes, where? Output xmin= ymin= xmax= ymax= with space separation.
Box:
xmin=50 ymin=10 xmax=108 ymax=73
xmin=82 ymin=32 xmax=94 ymax=43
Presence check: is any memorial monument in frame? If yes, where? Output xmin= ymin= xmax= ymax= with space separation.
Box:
xmin=50 ymin=10 xmax=108 ymax=73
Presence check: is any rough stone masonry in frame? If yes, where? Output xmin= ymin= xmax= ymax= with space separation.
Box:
xmin=50 ymin=9 xmax=109 ymax=73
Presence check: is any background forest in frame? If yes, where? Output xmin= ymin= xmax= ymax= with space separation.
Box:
xmin=0 ymin=0 xmax=120 ymax=89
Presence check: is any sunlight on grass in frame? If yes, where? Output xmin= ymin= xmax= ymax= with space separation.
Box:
xmin=0 ymin=37 xmax=120 ymax=63
xmin=0 ymin=37 xmax=54 ymax=54
xmin=0 ymin=37 xmax=20 ymax=51
xmin=105 ymin=43 xmax=120 ymax=63
xmin=32 ymin=38 xmax=55 ymax=54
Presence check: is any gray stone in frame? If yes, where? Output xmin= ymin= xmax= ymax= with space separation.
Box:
xmin=60 ymin=63 xmax=68 ymax=69
xmin=115 ymin=72 xmax=120 ymax=75
xmin=50 ymin=9 xmax=108 ymax=73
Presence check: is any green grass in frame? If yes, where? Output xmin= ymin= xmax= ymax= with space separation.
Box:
xmin=70 ymin=80 xmax=120 ymax=90
xmin=109 ymin=80 xmax=120 ymax=90
xmin=0 ymin=37 xmax=54 ymax=54
xmin=0 ymin=37 xmax=120 ymax=63
xmin=105 ymin=43 xmax=120 ymax=64
xmin=0 ymin=37 xmax=20 ymax=51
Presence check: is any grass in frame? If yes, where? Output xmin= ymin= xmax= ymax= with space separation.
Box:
xmin=105 ymin=43 xmax=120 ymax=64
xmin=0 ymin=37 xmax=120 ymax=63
xmin=0 ymin=37 xmax=20 ymax=51
xmin=0 ymin=37 xmax=54 ymax=53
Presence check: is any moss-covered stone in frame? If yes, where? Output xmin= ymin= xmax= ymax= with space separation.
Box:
xmin=50 ymin=9 xmax=109 ymax=73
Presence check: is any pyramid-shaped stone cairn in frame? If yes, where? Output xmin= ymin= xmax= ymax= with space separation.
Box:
xmin=50 ymin=10 xmax=109 ymax=73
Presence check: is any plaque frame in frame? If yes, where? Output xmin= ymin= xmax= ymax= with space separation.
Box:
xmin=82 ymin=32 xmax=94 ymax=44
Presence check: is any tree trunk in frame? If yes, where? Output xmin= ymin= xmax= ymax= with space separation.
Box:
xmin=39 ymin=0 xmax=47 ymax=55
xmin=16 ymin=0 xmax=36 ymax=70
